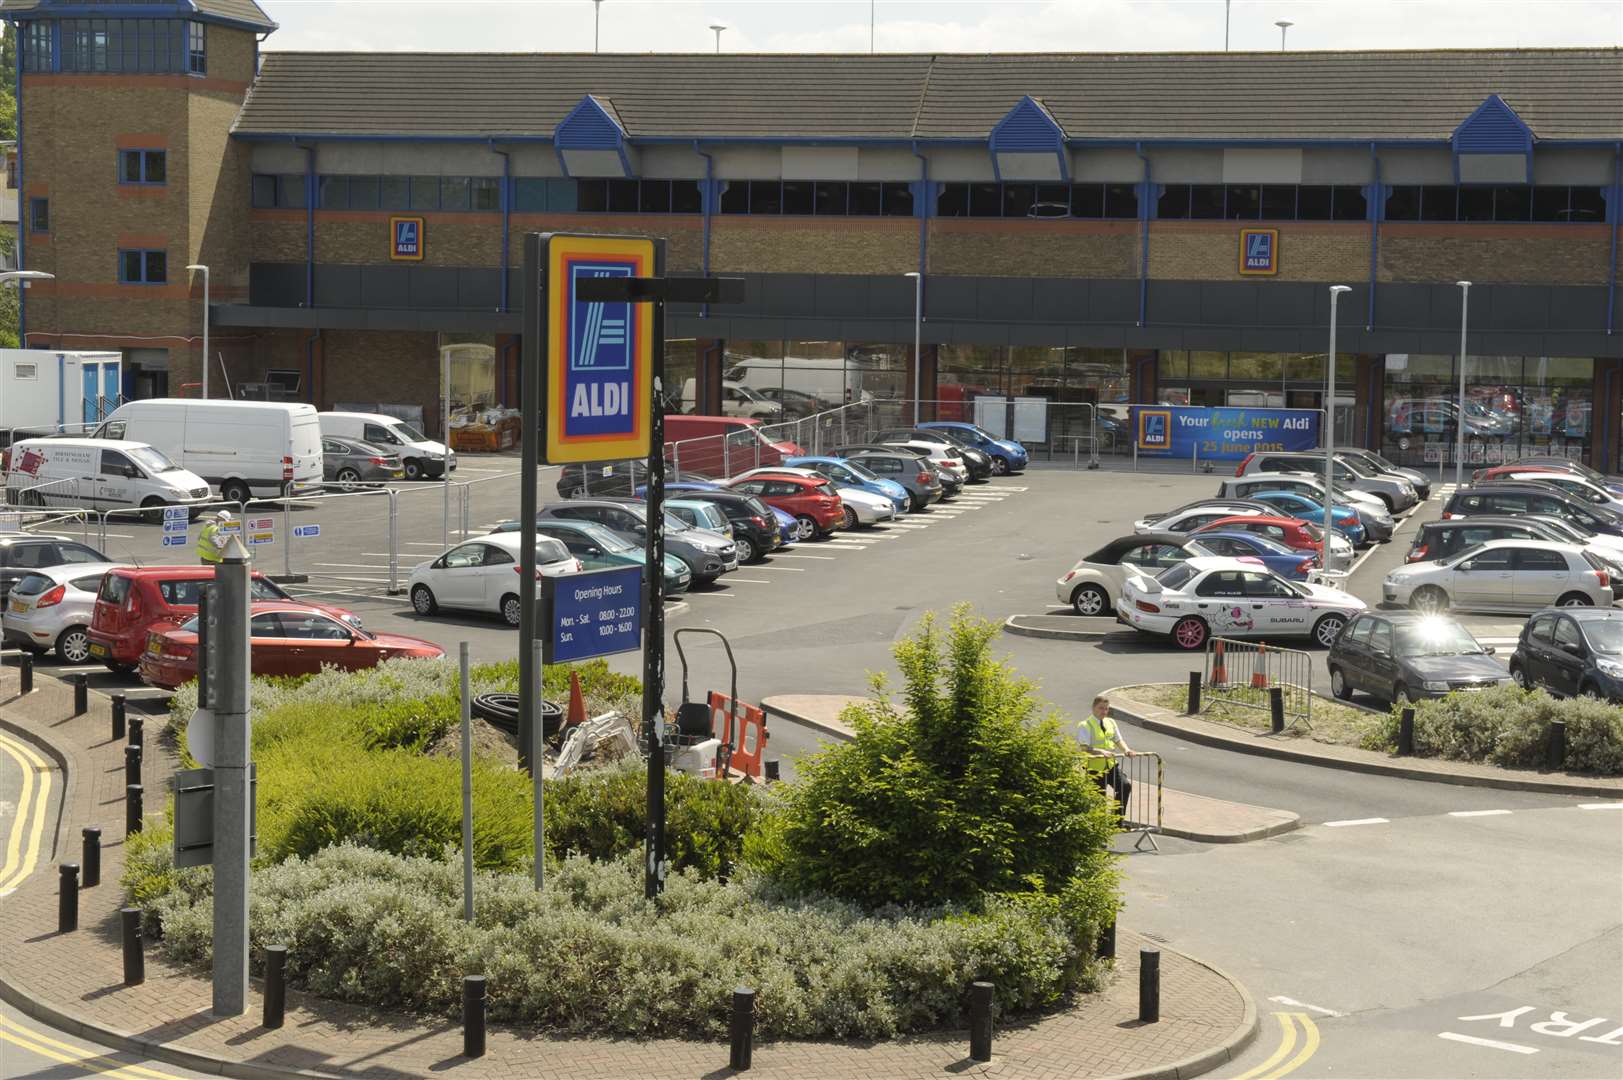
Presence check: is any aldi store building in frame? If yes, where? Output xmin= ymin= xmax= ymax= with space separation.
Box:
xmin=6 ymin=0 xmax=1622 ymax=468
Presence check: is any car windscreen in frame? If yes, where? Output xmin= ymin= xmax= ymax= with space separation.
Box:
xmin=743 ymin=497 xmax=773 ymax=518
xmin=1156 ymin=563 xmax=1198 ymax=591
xmin=1395 ymin=621 xmax=1485 ymax=657
xmin=1581 ymin=620 xmax=1623 ymax=654
xmin=127 ymin=445 xmax=183 ymax=474
xmin=663 ymin=512 xmax=690 ymax=532
xmin=840 ymin=460 xmax=881 ymax=481
xmin=392 ymin=421 xmax=429 ymax=443
xmin=10 ymin=573 xmax=51 ymax=596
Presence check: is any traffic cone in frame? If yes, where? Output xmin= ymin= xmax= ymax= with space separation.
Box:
xmin=1251 ymin=643 xmax=1269 ymax=689
xmin=564 ymin=670 xmax=587 ymax=731
xmin=1211 ymin=640 xmax=1228 ymax=687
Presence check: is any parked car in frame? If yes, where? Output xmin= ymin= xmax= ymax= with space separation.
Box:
xmin=918 ymin=421 xmax=1028 ymax=474
xmin=322 ymin=436 xmax=404 ymax=488
xmin=532 ymin=499 xmax=737 ymax=583
xmin=522 ymin=519 xmax=691 ymax=596
xmin=731 ymin=467 xmax=894 ymax=528
xmin=1 ymin=532 xmax=111 ymax=601
xmin=1332 ymin=447 xmax=1433 ymax=500
xmin=140 ymin=602 xmax=444 ymax=689
xmin=1194 ymin=515 xmax=1354 ymax=572
xmin=407 ymin=533 xmax=581 ymax=625
xmin=834 ymin=447 xmax=946 ymax=510
xmin=1219 ymin=473 xmax=1394 ymax=536
xmin=319 ymin=411 xmax=455 ymax=481
xmin=1243 ymin=490 xmax=1368 ymax=546
xmin=665 ymin=498 xmax=733 ymax=538
xmin=1054 ymin=531 xmax=1200 ymax=616
xmin=1485 ymin=471 xmax=1623 ymax=514
xmin=676 ymin=379 xmax=784 ymax=420
xmin=883 ymin=438 xmax=970 ymax=487
xmin=1236 ymin=451 xmax=1418 ymax=512
xmin=750 ymin=386 xmax=823 ymax=419
xmin=1510 ymin=608 xmax=1623 ymax=702
xmin=2 ymin=562 xmax=120 ymax=661
xmin=1440 ymin=484 xmax=1623 ymax=538
xmin=1328 ymin=611 xmax=1510 ymax=705
xmin=1185 ymin=531 xmax=1322 ymax=581
xmin=1117 ymin=557 xmax=1365 ymax=650
xmin=97 ymin=399 xmax=325 ymax=503
xmin=1134 ymin=500 xmax=1271 ymax=533
xmin=1386 ymin=397 xmax=1515 ymax=447
xmin=658 ymin=487 xmax=782 ymax=563
xmin=873 ymin=429 xmax=993 ymax=480
xmin=557 ymin=460 xmax=647 ymax=500
xmin=1522 ymin=513 xmax=1623 ymax=563
xmin=785 ymin=456 xmax=911 ymax=515
xmin=4 ymin=437 xmax=212 ymax=520
xmin=726 ymin=473 xmax=845 ymax=540
xmin=1382 ymin=540 xmax=1614 ymax=614
xmin=1406 ymin=516 xmax=1623 ymax=568
xmin=1475 ymin=456 xmax=1623 ymax=496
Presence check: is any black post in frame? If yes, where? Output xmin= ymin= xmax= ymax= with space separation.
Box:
xmin=1398 ymin=707 xmax=1415 ymax=756
xmin=968 ymin=981 xmax=994 ymax=1062
xmin=1546 ymin=721 xmax=1567 ymax=771
xmin=81 ymin=826 xmax=101 ymax=888
xmin=517 ymin=232 xmax=544 ymax=779
xmin=19 ymin=651 xmax=32 ymax=694
xmin=263 ymin=945 xmax=287 ymax=1029
xmin=642 ymin=253 xmax=668 ymax=900
xmin=128 ymin=715 xmax=144 ymax=749
xmin=1186 ymin=671 xmax=1201 ymax=714
xmin=125 ymin=783 xmax=143 ymax=835
xmin=124 ymin=743 xmax=142 ymax=788
xmin=197 ymin=587 xmax=210 ymax=709
xmin=1269 ymin=686 xmax=1284 ymax=733
xmin=110 ymin=693 xmax=126 ymax=741
xmin=1098 ymin=919 xmax=1117 ymax=961
xmin=1139 ymin=949 xmax=1160 ymax=1023
xmin=728 ymin=986 xmax=755 ymax=1071
xmin=58 ymin=863 xmax=79 ymax=932
xmin=764 ymin=758 xmax=780 ymax=783
xmin=72 ymin=673 xmax=88 ymax=716
xmin=462 ymin=975 xmax=487 ymax=1058
xmin=120 ymin=907 xmax=144 ymax=985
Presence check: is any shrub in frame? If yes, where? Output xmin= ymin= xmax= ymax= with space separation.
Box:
xmin=1365 ymin=684 xmax=1623 ymax=775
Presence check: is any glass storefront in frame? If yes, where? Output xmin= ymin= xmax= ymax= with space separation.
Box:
xmin=1380 ymin=355 xmax=1594 ymax=470
xmin=1158 ymin=350 xmax=1357 ymax=442
xmin=711 ymin=340 xmax=907 ymax=418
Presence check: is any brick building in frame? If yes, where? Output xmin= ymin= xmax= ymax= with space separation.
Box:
xmin=5 ymin=0 xmax=1622 ymax=469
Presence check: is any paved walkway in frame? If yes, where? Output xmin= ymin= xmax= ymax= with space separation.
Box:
xmin=0 ymin=670 xmax=1256 ymax=1080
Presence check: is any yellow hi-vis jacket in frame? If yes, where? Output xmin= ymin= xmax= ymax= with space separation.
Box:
xmin=1079 ymin=712 xmax=1122 ymax=773
xmin=197 ymin=520 xmax=228 ymax=564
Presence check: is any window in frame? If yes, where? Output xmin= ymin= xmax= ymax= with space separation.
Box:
xmin=251 ymin=174 xmax=305 ymax=209
xmin=348 ymin=175 xmax=380 ymax=210
xmin=58 ymin=18 xmax=192 ymax=74
xmin=250 ymin=613 xmax=286 ymax=638
xmin=938 ymin=180 xmax=1136 ymax=219
xmin=439 ymin=175 xmax=471 ymax=211
xmin=1225 ymin=184 xmax=1261 ymax=219
xmin=1553 ymin=618 xmax=1583 ymax=651
xmin=1195 ymin=571 xmax=1247 ymax=597
xmin=21 ymin=21 xmax=51 ymax=72
xmin=1514 ymin=548 xmax=1569 ymax=572
xmin=1242 ymin=572 xmax=1294 ymax=598
xmin=409 ymin=175 xmax=438 ymax=211
xmin=120 ymin=149 xmax=166 ymax=185
xmin=441 ymin=545 xmax=484 ymax=569
xmin=1461 ymin=548 xmax=1515 ymax=571
xmin=187 ymin=20 xmax=205 ymax=75
xmin=318 ymin=175 xmax=349 ymax=209
xmin=251 ymin=174 xmax=277 ymax=208
xmin=1529 ymin=615 xmax=1555 ymax=644
xmin=1189 ymin=184 xmax=1225 ymax=219
xmin=380 ymin=176 xmax=410 ymax=210
xmin=1369 ymin=621 xmax=1393 ymax=655
xmin=1345 ymin=617 xmax=1374 ymax=646
xmin=28 ymin=198 xmax=48 ymax=234
xmin=101 ymin=450 xmax=139 ymax=478
xmin=118 ymin=249 xmax=167 ymax=285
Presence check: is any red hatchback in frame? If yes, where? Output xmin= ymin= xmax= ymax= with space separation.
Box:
xmin=725 ymin=473 xmax=845 ymax=540
xmin=139 ymin=601 xmax=444 ymax=689
xmin=1195 ymin=515 xmax=1330 ymax=559
xmin=88 ymin=566 xmax=354 ymax=674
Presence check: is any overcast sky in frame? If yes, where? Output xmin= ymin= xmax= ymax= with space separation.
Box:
xmin=262 ymin=1 xmax=1623 ymax=54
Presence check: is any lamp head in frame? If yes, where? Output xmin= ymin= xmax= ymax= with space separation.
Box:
xmin=1329 ymin=285 xmax=1351 ymax=295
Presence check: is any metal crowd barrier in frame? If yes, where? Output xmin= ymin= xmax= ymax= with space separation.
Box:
xmin=1201 ymin=636 xmax=1314 ymax=725
xmin=1089 ymin=750 xmax=1164 ymax=853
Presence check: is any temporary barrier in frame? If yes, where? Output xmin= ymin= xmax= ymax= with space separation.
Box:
xmin=1086 ymin=750 xmax=1163 ymax=852
xmin=1202 ymin=636 xmax=1313 ymax=724
xmin=708 ymin=691 xmax=769 ymax=781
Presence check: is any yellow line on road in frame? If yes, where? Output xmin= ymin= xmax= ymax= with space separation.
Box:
xmin=0 ymin=730 xmax=52 ymax=895
xmin=0 ymin=1018 xmax=188 ymax=1080
xmin=1231 ymin=1012 xmax=1297 ymax=1080
xmin=1272 ymin=1013 xmax=1320 ymax=1077
xmin=1232 ymin=1012 xmax=1321 ymax=1079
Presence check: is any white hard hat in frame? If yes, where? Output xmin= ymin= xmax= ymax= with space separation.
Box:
xmin=215 ymin=509 xmax=232 ymax=521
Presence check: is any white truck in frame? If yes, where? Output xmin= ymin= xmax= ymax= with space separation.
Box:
xmin=0 ymin=349 xmax=123 ymax=445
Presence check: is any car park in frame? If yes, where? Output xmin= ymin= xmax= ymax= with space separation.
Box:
xmin=1382 ymin=539 xmax=1614 ymax=614
xmin=1194 ymin=515 xmax=1354 ymax=571
xmin=873 ymin=429 xmax=994 ymax=480
xmin=785 ymin=456 xmax=912 ymax=515
xmin=0 ymin=533 xmax=111 ymax=601
xmin=1522 ymin=513 xmax=1623 ymax=563
xmin=1187 ymin=531 xmax=1321 ymax=581
xmin=663 ymin=415 xmax=801 ymax=477
xmin=726 ymin=473 xmax=845 ymax=540
xmin=656 ymin=487 xmax=781 ymax=563
xmin=1440 ymin=484 xmax=1623 ymax=537
xmin=730 ymin=467 xmax=894 ymax=528
xmin=407 ymin=533 xmax=581 ymax=625
xmin=1236 ymin=451 xmax=1419 ymax=512
xmin=1118 ymin=557 xmax=1365 ymax=650
xmin=534 ymin=499 xmax=737 ymax=582
xmin=676 ymin=379 xmax=784 ymax=420
xmin=140 ymin=602 xmax=444 ymax=689
xmin=319 ymin=411 xmax=456 ymax=481
xmin=750 ymin=386 xmax=823 ymax=419
xmin=917 ymin=421 xmax=1028 ymax=474
xmin=2 ymin=562 xmax=120 ymax=662
xmin=1328 ymin=611 xmax=1510 ymax=705
xmin=322 ymin=436 xmax=404 ymax=487
xmin=1218 ymin=474 xmax=1394 ymax=537
xmin=3 ymin=438 xmax=212 ymax=519
xmin=1406 ymin=516 xmax=1623 ymax=569
xmin=1243 ymin=490 xmax=1368 ymax=546
xmin=832 ymin=448 xmax=944 ymax=512
xmin=1511 ymin=608 xmax=1623 ymax=702
xmin=494 ymin=519 xmax=692 ymax=595
xmin=883 ymin=438 xmax=971 ymax=487
xmin=1054 ymin=531 xmax=1200 ymax=616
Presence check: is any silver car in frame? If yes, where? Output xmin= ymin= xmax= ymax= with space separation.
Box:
xmin=1383 ymin=540 xmax=1614 ymax=615
xmin=1240 ymin=451 xmax=1419 ymax=512
xmin=2 ymin=562 xmax=120 ymax=662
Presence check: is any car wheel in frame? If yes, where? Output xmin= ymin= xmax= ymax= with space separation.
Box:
xmin=1171 ymin=616 xmax=1208 ymax=651
xmin=1509 ymin=663 xmax=1528 ymax=689
xmin=734 ymin=536 xmax=756 ymax=563
xmin=220 ymin=479 xmax=251 ymax=506
xmin=336 ymin=466 xmax=362 ymax=490
xmin=1409 ymin=585 xmax=1449 ymax=614
xmin=500 ymin=593 xmax=521 ymax=627
xmin=55 ymin=625 xmax=92 ymax=664
xmin=403 ymin=458 xmax=425 ymax=481
xmin=140 ymin=497 xmax=167 ymax=525
xmin=794 ymin=515 xmax=817 ymax=541
xmin=1313 ymin=613 xmax=1349 ymax=648
xmin=1377 ymin=493 xmax=1397 ymax=513
xmin=1577 ymin=682 xmax=1603 ymax=700
xmin=910 ymin=493 xmax=927 ymax=513
xmin=1330 ymin=666 xmax=1352 ymax=700
xmin=1556 ymin=591 xmax=1593 ymax=608
xmin=1071 ymin=584 xmax=1108 ymax=617
xmin=991 ymin=457 xmax=1009 ymax=476
xmin=1392 ymin=684 xmax=1412 ymax=708
xmin=842 ymin=505 xmax=859 ymax=530
xmin=410 ymin=584 xmax=438 ymax=616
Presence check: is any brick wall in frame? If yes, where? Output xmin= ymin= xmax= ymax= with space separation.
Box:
xmin=317 ymin=214 xmax=505 ymax=268
xmin=928 ymin=220 xmax=1137 ymax=278
xmin=1377 ymin=224 xmax=1611 ymax=285
xmin=509 ymin=214 xmax=704 ymax=272
xmin=249 ymin=214 xmax=307 ymax=263
xmin=711 ymin=217 xmax=915 ymax=275
xmin=1147 ymin=222 xmax=1370 ymax=283
xmin=320 ymin=329 xmax=441 ymax=422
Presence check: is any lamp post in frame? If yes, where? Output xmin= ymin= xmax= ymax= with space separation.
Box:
xmin=1455 ymin=280 xmax=1471 ymax=488
xmin=1225 ymin=0 xmax=1231 ymax=49
xmin=186 ymin=264 xmax=210 ymax=398
xmin=904 ymin=271 xmax=922 ymax=424
xmin=709 ymin=22 xmax=726 ymax=52
xmin=593 ymin=0 xmax=603 ymax=52
xmin=870 ymin=0 xmax=876 ymax=52
xmin=1325 ymin=285 xmax=1351 ymax=566
xmin=1276 ymin=19 xmax=1293 ymax=50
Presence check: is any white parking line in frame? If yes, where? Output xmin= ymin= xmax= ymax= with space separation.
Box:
xmin=1323 ymin=817 xmax=1389 ymax=828
xmin=1449 ymin=809 xmax=1512 ymax=817
xmin=405 ymin=542 xmax=448 ymax=547
xmin=314 ymin=562 xmax=398 ymax=569
xmin=770 ymin=554 xmax=837 ymax=560
xmin=752 ymin=565 xmax=805 ymax=571
xmin=721 ymin=578 xmax=771 ymax=584
xmin=1437 ymin=1032 xmax=1538 ymax=1055
xmin=1579 ymin=802 xmax=1623 ymax=810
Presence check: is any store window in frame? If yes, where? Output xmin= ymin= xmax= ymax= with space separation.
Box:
xmin=120 ymin=149 xmax=167 ymax=186
xmin=1384 ymin=185 xmax=1605 ymax=223
xmin=937 ymin=182 xmax=1138 ymax=219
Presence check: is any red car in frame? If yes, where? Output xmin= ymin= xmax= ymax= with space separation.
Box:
xmin=139 ymin=600 xmax=444 ymax=689
xmin=88 ymin=566 xmax=355 ymax=674
xmin=1470 ymin=463 xmax=1568 ymax=483
xmin=1195 ymin=515 xmax=1330 ymax=559
xmin=725 ymin=472 xmax=845 ymax=540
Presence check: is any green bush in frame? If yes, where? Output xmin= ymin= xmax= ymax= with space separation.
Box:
xmin=1365 ymin=684 xmax=1623 ymax=774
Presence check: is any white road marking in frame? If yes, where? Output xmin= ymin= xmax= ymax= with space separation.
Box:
xmin=405 ymin=542 xmax=449 ymax=547
xmin=1346 ymin=542 xmax=1386 ymax=578
xmin=721 ymin=578 xmax=771 ymax=584
xmin=1579 ymin=802 xmax=1623 ymax=810
xmin=769 ymin=554 xmax=837 ymax=561
xmin=1437 ymin=1032 xmax=1539 ymax=1054
xmin=314 ymin=562 xmax=398 ymax=569
xmin=1323 ymin=817 xmax=1389 ymax=828
xmin=751 ymin=565 xmax=805 ymax=571
xmin=1267 ymin=996 xmax=1344 ymax=1017
xmin=1449 ymin=809 xmax=1512 ymax=817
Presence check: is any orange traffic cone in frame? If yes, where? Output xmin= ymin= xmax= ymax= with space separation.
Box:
xmin=564 ymin=670 xmax=587 ymax=731
xmin=1211 ymin=639 xmax=1228 ymax=687
xmin=1252 ymin=643 xmax=1269 ymax=689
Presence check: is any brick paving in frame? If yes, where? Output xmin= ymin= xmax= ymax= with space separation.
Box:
xmin=1 ymin=669 xmax=1254 ymax=1080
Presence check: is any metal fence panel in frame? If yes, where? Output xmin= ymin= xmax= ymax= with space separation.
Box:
xmin=1201 ymin=636 xmax=1313 ymax=724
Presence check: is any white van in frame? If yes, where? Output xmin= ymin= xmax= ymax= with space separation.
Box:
xmin=95 ymin=399 xmax=324 ymax=504
xmin=318 ymin=412 xmax=455 ymax=480
xmin=677 ymin=379 xmax=784 ymax=420
xmin=4 ymin=437 xmax=211 ymax=519
xmin=723 ymin=355 xmax=873 ymax=409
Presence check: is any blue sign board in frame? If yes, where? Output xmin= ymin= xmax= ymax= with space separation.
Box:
xmin=543 ymin=565 xmax=643 ymax=664
xmin=292 ymin=524 xmax=321 ymax=539
xmin=1130 ymin=406 xmax=1320 ymax=461
xmin=1238 ymin=227 xmax=1279 ymax=275
xmin=390 ymin=216 xmax=425 ymax=261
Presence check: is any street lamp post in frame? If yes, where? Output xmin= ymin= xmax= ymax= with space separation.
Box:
xmin=1454 ymin=281 xmax=1471 ymax=488
xmin=593 ymin=0 xmax=603 ymax=52
xmin=1276 ymin=19 xmax=1293 ymax=50
xmin=870 ymin=0 xmax=876 ymax=53
xmin=905 ymin=271 xmax=922 ymax=424
xmin=1325 ymin=285 xmax=1351 ymax=566
xmin=186 ymin=264 xmax=210 ymax=398
xmin=1224 ymin=0 xmax=1231 ymax=49
xmin=709 ymin=22 xmax=726 ymax=52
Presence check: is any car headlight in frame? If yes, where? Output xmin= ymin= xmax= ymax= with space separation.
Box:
xmin=1598 ymin=658 xmax=1623 ymax=679
xmin=1422 ymin=680 xmax=1450 ymax=692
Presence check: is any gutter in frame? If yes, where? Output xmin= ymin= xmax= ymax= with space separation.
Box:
xmin=912 ymin=140 xmax=929 ymax=278
xmin=1135 ymin=141 xmax=1151 ymax=327
xmin=1609 ymin=141 xmax=1621 ymax=336
xmin=489 ymin=141 xmax=511 ymax=313
xmin=694 ymin=140 xmax=714 ymax=317
xmin=1367 ymin=142 xmax=1380 ymax=331
xmin=296 ymin=139 xmax=314 ymax=308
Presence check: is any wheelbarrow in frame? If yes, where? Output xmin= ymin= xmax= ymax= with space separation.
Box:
xmin=673 ymin=627 xmax=738 ymax=778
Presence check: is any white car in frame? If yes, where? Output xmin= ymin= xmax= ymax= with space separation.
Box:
xmin=1055 ymin=532 xmax=1202 ymax=616
xmin=408 ymin=533 xmax=580 ymax=626
xmin=883 ymin=439 xmax=969 ymax=486
xmin=1496 ymin=472 xmax=1623 ymax=515
xmin=1133 ymin=502 xmax=1266 ymax=533
xmin=1118 ymin=557 xmax=1366 ymax=650
xmin=729 ymin=467 xmax=895 ymax=527
xmin=1 ymin=562 xmax=120 ymax=662
xmin=1382 ymin=539 xmax=1615 ymax=615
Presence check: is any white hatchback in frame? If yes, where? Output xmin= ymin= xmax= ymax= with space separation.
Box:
xmin=408 ymin=533 xmax=580 ymax=626
xmin=1118 ymin=556 xmax=1366 ymax=651
xmin=2 ymin=562 xmax=121 ymax=662
xmin=1382 ymin=539 xmax=1615 ymax=615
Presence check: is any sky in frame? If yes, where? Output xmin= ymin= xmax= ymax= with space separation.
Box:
xmin=261 ymin=0 xmax=1623 ymax=54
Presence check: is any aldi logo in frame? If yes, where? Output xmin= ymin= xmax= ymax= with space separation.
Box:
xmin=1136 ymin=408 xmax=1172 ymax=450
xmin=390 ymin=216 xmax=425 ymax=261
xmin=1239 ymin=227 xmax=1279 ymax=276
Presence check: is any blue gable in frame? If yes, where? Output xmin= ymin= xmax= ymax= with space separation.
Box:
xmin=556 ymin=95 xmax=627 ymax=152
xmin=1452 ymin=95 xmax=1533 ymax=155
xmin=990 ymin=96 xmax=1066 ymax=155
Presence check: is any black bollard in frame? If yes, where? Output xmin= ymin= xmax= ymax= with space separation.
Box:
xmin=462 ymin=975 xmax=486 ymax=1058
xmin=764 ymin=758 xmax=780 ymax=783
xmin=120 ymin=907 xmax=145 ymax=985
xmin=1269 ymin=687 xmax=1285 ymax=733
xmin=1139 ymin=949 xmax=1160 ymax=1023
xmin=263 ymin=946 xmax=287 ymax=1029
xmin=1097 ymin=919 xmax=1117 ymax=961
xmin=126 ymin=783 xmax=143 ymax=835
xmin=729 ymin=986 xmax=756 ymax=1071
xmin=128 ymin=715 xmax=144 ymax=749
xmin=124 ymin=743 xmax=142 ymax=788
xmin=72 ymin=674 xmax=88 ymax=716
xmin=58 ymin=864 xmax=79 ymax=933
xmin=81 ymin=826 xmax=101 ymax=888
xmin=19 ymin=651 xmax=33 ymax=694
xmin=1398 ymin=707 xmax=1415 ymax=756
xmin=111 ymin=693 xmax=126 ymax=740
xmin=1186 ymin=671 xmax=1201 ymax=714
xmin=968 ymin=981 xmax=994 ymax=1062
xmin=1546 ymin=721 xmax=1567 ymax=771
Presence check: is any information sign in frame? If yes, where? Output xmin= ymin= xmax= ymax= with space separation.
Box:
xmin=162 ymin=506 xmax=190 ymax=548
xmin=1130 ymin=405 xmax=1320 ymax=461
xmin=292 ymin=524 xmax=321 ymax=539
xmin=246 ymin=516 xmax=274 ymax=547
xmin=542 ymin=564 xmax=643 ymax=664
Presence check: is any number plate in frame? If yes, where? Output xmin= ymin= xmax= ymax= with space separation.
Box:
xmin=9 ymin=599 xmax=26 ymax=614
xmin=146 ymin=639 xmax=163 ymax=656
xmin=88 ymin=642 xmax=108 ymax=657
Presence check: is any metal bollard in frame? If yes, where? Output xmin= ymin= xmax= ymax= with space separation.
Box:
xmin=729 ymin=986 xmax=756 ymax=1071
xmin=129 ymin=715 xmax=144 ymax=749
xmin=1546 ymin=721 xmax=1567 ymax=771
xmin=58 ymin=863 xmax=79 ymax=932
xmin=1186 ymin=671 xmax=1201 ymax=714
xmin=19 ymin=651 xmax=33 ymax=694
xmin=263 ymin=945 xmax=287 ymax=1029
xmin=72 ymin=673 xmax=88 ymax=716
xmin=111 ymin=693 xmax=126 ymax=740
xmin=1139 ymin=949 xmax=1160 ymax=1023
xmin=81 ymin=826 xmax=101 ymax=888
xmin=1398 ymin=707 xmax=1415 ymax=756
xmin=124 ymin=743 xmax=142 ymax=788
xmin=764 ymin=758 xmax=780 ymax=783
xmin=126 ymin=783 xmax=143 ymax=835
xmin=462 ymin=975 xmax=487 ymax=1058
xmin=121 ymin=907 xmax=145 ymax=985
xmin=968 ymin=981 xmax=994 ymax=1062
xmin=1269 ymin=687 xmax=1284 ymax=733
xmin=1098 ymin=919 xmax=1117 ymax=961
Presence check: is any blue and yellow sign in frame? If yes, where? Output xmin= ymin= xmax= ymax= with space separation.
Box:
xmin=390 ymin=216 xmax=425 ymax=261
xmin=1137 ymin=408 xmax=1172 ymax=451
xmin=1238 ymin=227 xmax=1278 ymax=276
xmin=1131 ymin=405 xmax=1320 ymax=461
xmin=544 ymin=234 xmax=655 ymax=464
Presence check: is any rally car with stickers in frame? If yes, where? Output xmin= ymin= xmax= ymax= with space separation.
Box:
xmin=1118 ymin=557 xmax=1367 ymax=651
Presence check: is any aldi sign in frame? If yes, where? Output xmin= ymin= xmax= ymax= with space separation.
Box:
xmin=1239 ymin=228 xmax=1279 ymax=276
xmin=390 ymin=216 xmax=425 ymax=261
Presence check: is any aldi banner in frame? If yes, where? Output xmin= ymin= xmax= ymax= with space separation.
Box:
xmin=1130 ymin=406 xmax=1320 ymax=461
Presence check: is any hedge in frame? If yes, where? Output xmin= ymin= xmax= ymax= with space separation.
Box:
xmin=1364 ymin=684 xmax=1623 ymax=775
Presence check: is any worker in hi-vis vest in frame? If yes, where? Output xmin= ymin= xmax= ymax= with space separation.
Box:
xmin=1080 ymin=694 xmax=1133 ymax=818
xmin=197 ymin=510 xmax=234 ymax=565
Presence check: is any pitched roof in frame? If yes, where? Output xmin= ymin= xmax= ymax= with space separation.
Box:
xmin=229 ymin=49 xmax=1622 ymax=143
xmin=0 ymin=0 xmax=276 ymax=31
